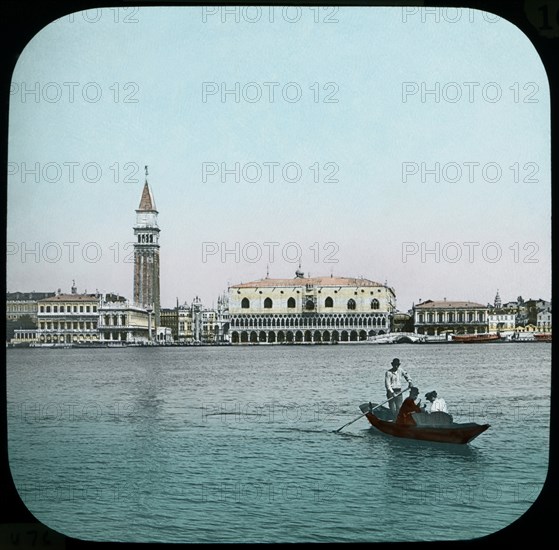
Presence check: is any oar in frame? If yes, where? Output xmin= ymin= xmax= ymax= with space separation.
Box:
xmin=333 ymin=387 xmax=410 ymax=433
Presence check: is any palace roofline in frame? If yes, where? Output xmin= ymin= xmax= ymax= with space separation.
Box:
xmin=230 ymin=276 xmax=389 ymax=289
xmin=39 ymin=294 xmax=100 ymax=302
xmin=415 ymin=300 xmax=486 ymax=309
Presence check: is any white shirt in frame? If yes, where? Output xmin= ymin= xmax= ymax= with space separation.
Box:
xmin=385 ymin=367 xmax=412 ymax=392
xmin=429 ymin=397 xmax=448 ymax=413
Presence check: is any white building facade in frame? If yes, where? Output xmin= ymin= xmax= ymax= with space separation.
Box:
xmin=36 ymin=285 xmax=101 ymax=345
xmin=228 ymin=271 xmax=396 ymax=344
xmin=98 ymin=300 xmax=152 ymax=344
xmin=487 ymin=309 xmax=517 ymax=333
xmin=413 ymin=300 xmax=489 ymax=336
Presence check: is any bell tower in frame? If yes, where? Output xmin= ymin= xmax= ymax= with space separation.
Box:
xmin=133 ymin=166 xmax=161 ymax=327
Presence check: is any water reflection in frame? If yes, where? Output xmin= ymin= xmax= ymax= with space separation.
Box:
xmin=364 ymin=427 xmax=481 ymax=459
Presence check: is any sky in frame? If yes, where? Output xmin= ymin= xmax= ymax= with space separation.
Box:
xmin=6 ymin=6 xmax=551 ymax=312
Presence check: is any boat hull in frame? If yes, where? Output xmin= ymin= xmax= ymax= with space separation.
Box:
xmin=359 ymin=403 xmax=489 ymax=445
xmin=534 ymin=334 xmax=552 ymax=342
xmin=452 ymin=333 xmax=501 ymax=343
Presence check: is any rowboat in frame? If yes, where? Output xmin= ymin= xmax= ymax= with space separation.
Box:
xmin=359 ymin=402 xmax=490 ymax=445
xmin=452 ymin=333 xmax=501 ymax=343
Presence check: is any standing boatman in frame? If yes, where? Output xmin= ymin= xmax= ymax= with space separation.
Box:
xmin=385 ymin=358 xmax=413 ymax=418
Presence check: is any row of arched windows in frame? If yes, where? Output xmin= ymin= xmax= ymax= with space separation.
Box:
xmin=231 ymin=316 xmax=387 ymax=328
xmin=241 ymin=297 xmax=380 ymax=310
xmin=138 ymin=234 xmax=155 ymax=243
xmin=230 ymin=329 xmax=387 ymax=344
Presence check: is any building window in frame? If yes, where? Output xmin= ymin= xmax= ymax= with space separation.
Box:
xmin=287 ymin=297 xmax=296 ymax=308
xmin=325 ymin=297 xmax=333 ymax=308
xmin=93 ymin=306 xmax=97 ymax=312
xmin=40 ymin=306 xmax=44 ymax=313
xmin=53 ymin=306 xmax=58 ymax=313
xmin=46 ymin=306 xmax=51 ymax=313
xmin=305 ymin=300 xmax=315 ymax=311
xmin=371 ymin=299 xmax=379 ymax=310
xmin=264 ymin=298 xmax=273 ymax=309
xmin=241 ymin=298 xmax=250 ymax=309
xmin=86 ymin=306 xmax=91 ymax=312
xmin=347 ymin=299 xmax=356 ymax=311
xmin=60 ymin=306 xmax=64 ymax=312
xmin=80 ymin=306 xmax=84 ymax=313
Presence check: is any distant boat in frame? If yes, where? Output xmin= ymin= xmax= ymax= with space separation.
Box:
xmin=534 ymin=333 xmax=552 ymax=342
xmin=359 ymin=403 xmax=490 ymax=445
xmin=452 ymin=333 xmax=501 ymax=343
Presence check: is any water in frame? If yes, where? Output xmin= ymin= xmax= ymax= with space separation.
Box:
xmin=6 ymin=343 xmax=551 ymax=543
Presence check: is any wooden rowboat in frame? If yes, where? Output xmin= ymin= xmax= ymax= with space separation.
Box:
xmin=359 ymin=403 xmax=490 ymax=445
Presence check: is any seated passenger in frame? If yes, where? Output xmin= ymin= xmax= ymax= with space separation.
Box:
xmin=396 ymin=387 xmax=422 ymax=426
xmin=425 ymin=391 xmax=449 ymax=413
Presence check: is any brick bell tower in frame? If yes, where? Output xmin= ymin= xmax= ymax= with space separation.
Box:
xmin=133 ymin=166 xmax=161 ymax=328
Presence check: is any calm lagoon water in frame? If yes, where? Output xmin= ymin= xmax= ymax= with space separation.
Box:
xmin=6 ymin=343 xmax=551 ymax=543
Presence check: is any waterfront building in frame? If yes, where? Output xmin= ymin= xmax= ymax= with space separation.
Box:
xmin=156 ymin=326 xmax=174 ymax=344
xmin=487 ymin=309 xmax=517 ymax=333
xmin=413 ymin=299 xmax=489 ymax=336
xmin=536 ymin=307 xmax=552 ymax=333
xmin=35 ymin=282 xmax=101 ymax=345
xmin=6 ymin=291 xmax=56 ymax=323
xmin=162 ymin=294 xmax=229 ymax=344
xmin=160 ymin=304 xmax=179 ymax=341
xmin=392 ymin=311 xmax=414 ymax=332
xmin=98 ymin=299 xmax=152 ymax=344
xmin=516 ymin=324 xmax=538 ymax=333
xmin=525 ymin=299 xmax=551 ymax=326
xmin=11 ymin=329 xmax=39 ymax=345
xmin=215 ymin=293 xmax=230 ymax=342
xmin=228 ymin=270 xmax=396 ymax=344
xmin=133 ymin=172 xmax=161 ymax=328
xmin=12 ymin=286 xmax=157 ymax=347
xmin=487 ymin=289 xmax=516 ymax=333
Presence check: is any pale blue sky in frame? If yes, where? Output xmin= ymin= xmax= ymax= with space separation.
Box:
xmin=7 ymin=6 xmax=551 ymax=311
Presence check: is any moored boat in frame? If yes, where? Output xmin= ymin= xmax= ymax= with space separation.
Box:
xmin=452 ymin=333 xmax=501 ymax=343
xmin=534 ymin=333 xmax=552 ymax=342
xmin=359 ymin=402 xmax=490 ymax=445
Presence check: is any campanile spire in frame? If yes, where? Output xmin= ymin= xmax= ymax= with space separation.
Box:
xmin=133 ymin=170 xmax=161 ymax=328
